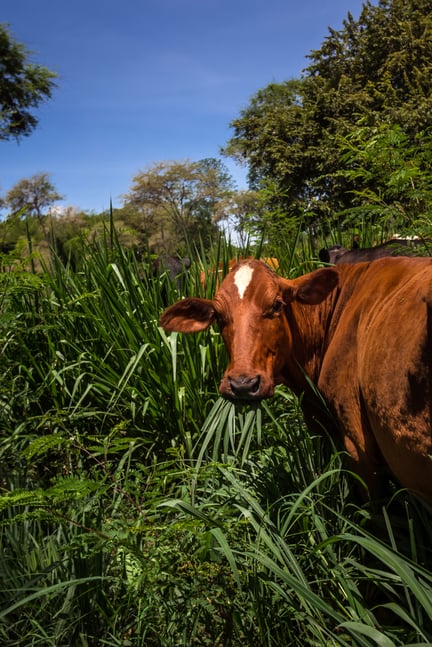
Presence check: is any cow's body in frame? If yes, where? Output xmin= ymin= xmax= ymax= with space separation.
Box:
xmin=160 ymin=257 xmax=432 ymax=503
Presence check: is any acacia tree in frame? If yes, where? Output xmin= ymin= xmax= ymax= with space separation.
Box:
xmin=5 ymin=172 xmax=64 ymax=235
xmin=0 ymin=24 xmax=57 ymax=141
xmin=122 ymin=158 xmax=234 ymax=253
xmin=224 ymin=0 xmax=432 ymax=236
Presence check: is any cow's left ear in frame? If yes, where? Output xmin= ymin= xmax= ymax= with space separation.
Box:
xmin=280 ymin=268 xmax=339 ymax=305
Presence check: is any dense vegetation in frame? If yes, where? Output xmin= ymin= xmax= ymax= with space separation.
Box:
xmin=1 ymin=225 xmax=432 ymax=646
xmin=0 ymin=159 xmax=239 ymax=266
xmin=224 ymin=0 xmax=432 ymax=243
xmin=3 ymin=0 xmax=432 ymax=642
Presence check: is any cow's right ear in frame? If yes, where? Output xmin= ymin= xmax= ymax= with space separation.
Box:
xmin=294 ymin=268 xmax=339 ymax=304
xmin=160 ymin=298 xmax=216 ymax=333
xmin=280 ymin=268 xmax=339 ymax=305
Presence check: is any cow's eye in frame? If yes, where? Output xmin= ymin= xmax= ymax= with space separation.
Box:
xmin=266 ymin=299 xmax=284 ymax=317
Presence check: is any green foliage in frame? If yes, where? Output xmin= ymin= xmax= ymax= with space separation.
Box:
xmin=224 ymin=0 xmax=432 ymax=242
xmin=333 ymin=123 xmax=432 ymax=231
xmin=0 ymin=159 xmax=240 ymax=268
xmin=122 ymin=158 xmax=234 ymax=254
xmin=224 ymin=80 xmax=306 ymax=193
xmin=1 ymin=224 xmax=432 ymax=645
xmin=5 ymin=173 xmax=64 ymax=220
xmin=4 ymin=173 xmax=65 ymax=240
xmin=0 ymin=23 xmax=57 ymax=141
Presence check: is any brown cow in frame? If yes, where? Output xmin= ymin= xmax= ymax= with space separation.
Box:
xmin=160 ymin=257 xmax=432 ymax=503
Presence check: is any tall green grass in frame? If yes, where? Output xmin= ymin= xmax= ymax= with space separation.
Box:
xmin=1 ymin=223 xmax=432 ymax=645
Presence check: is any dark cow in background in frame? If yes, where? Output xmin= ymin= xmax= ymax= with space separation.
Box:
xmin=152 ymin=255 xmax=191 ymax=290
xmin=319 ymin=236 xmax=431 ymax=265
xmin=144 ymin=255 xmax=191 ymax=305
xmin=161 ymin=257 xmax=432 ymax=503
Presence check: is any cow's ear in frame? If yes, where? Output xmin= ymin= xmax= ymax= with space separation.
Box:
xmin=318 ymin=248 xmax=330 ymax=263
xmin=281 ymin=268 xmax=339 ymax=305
xmin=160 ymin=298 xmax=216 ymax=333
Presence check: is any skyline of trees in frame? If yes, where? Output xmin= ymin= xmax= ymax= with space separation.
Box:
xmin=3 ymin=0 xmax=432 ymax=252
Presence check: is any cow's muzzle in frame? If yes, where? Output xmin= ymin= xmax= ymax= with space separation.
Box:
xmin=220 ymin=373 xmax=272 ymax=401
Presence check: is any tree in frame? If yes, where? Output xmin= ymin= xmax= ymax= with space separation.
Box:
xmin=224 ymin=0 xmax=432 ymax=236
xmin=0 ymin=23 xmax=57 ymax=141
xmin=122 ymin=158 xmax=235 ymax=253
xmin=224 ymin=80 xmax=306 ymax=190
xmin=5 ymin=173 xmax=64 ymax=235
xmin=333 ymin=123 xmax=432 ymax=233
xmin=215 ymin=189 xmax=272 ymax=247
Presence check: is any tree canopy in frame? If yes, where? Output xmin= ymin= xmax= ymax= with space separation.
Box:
xmin=122 ymin=158 xmax=235 ymax=253
xmin=5 ymin=172 xmax=64 ymax=237
xmin=0 ymin=23 xmax=57 ymax=141
xmin=224 ymin=0 xmax=432 ymax=238
xmin=5 ymin=172 xmax=63 ymax=218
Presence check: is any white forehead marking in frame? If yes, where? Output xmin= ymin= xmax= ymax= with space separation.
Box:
xmin=233 ymin=264 xmax=254 ymax=299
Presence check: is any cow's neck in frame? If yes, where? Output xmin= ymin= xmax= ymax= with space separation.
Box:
xmin=280 ymin=264 xmax=364 ymax=394
xmin=281 ymin=295 xmax=338 ymax=394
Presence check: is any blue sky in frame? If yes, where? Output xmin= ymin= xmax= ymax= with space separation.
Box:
xmin=2 ymin=0 xmax=366 ymax=213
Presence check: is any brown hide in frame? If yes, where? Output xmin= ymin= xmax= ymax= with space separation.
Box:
xmin=160 ymin=258 xmax=432 ymax=503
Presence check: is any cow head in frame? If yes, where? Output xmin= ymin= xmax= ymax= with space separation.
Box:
xmin=160 ymin=260 xmax=338 ymax=401
xmin=318 ymin=245 xmax=349 ymax=264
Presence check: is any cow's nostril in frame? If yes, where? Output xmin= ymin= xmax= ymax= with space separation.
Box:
xmin=228 ymin=375 xmax=261 ymax=399
xmin=251 ymin=378 xmax=260 ymax=394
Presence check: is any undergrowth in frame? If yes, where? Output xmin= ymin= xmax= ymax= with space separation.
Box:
xmin=1 ymin=224 xmax=432 ymax=646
